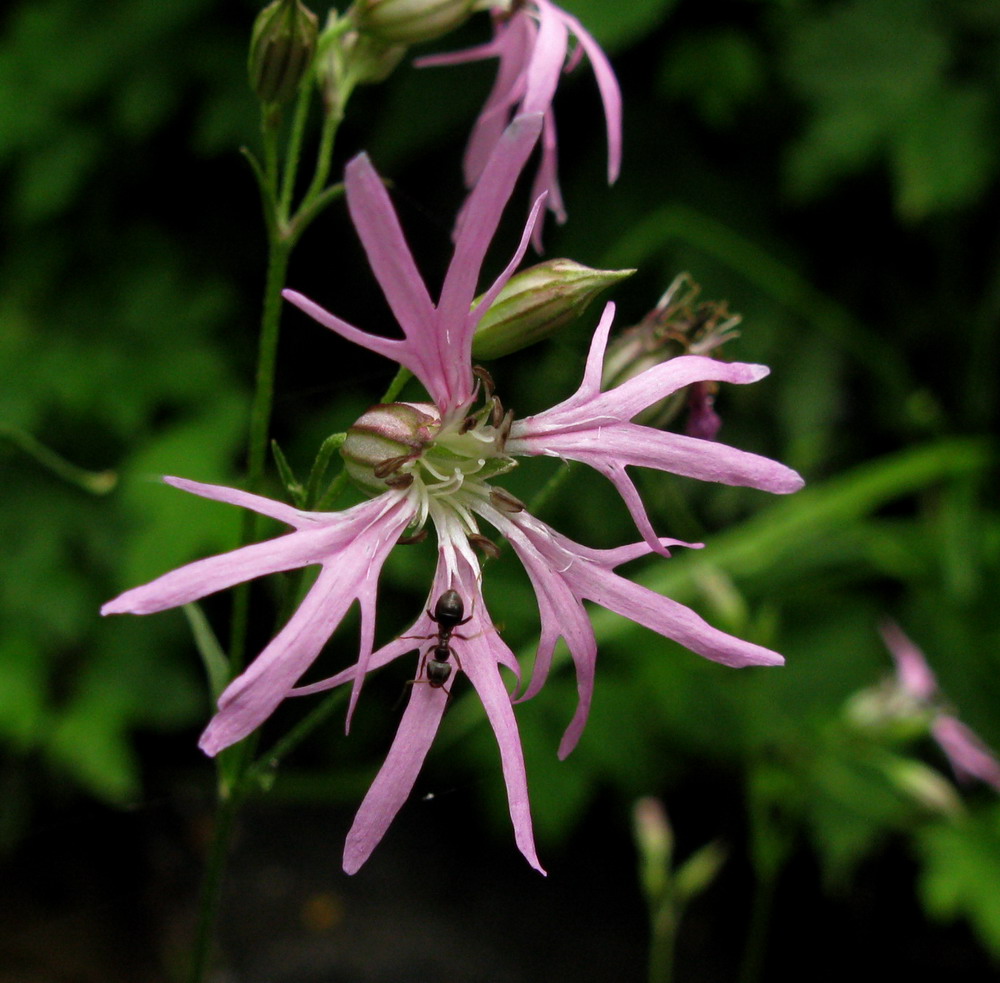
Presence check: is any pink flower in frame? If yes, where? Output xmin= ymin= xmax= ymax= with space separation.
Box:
xmin=277 ymin=121 xmax=801 ymax=870
xmin=416 ymin=0 xmax=622 ymax=247
xmin=880 ymin=621 xmax=1000 ymax=792
xmin=106 ymin=117 xmax=803 ymax=874
xmin=285 ymin=114 xmax=546 ymax=419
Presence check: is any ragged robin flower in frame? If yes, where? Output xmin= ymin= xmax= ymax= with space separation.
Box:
xmin=104 ymin=116 xmax=803 ymax=873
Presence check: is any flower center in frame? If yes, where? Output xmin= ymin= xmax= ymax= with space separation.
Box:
xmin=341 ymin=386 xmax=517 ymax=534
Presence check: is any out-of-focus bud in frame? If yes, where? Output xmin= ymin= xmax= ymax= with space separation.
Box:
xmin=632 ymin=797 xmax=673 ymax=901
xmin=876 ymin=752 xmax=964 ymax=818
xmin=601 ymin=273 xmax=741 ymax=430
xmin=249 ymin=0 xmax=319 ymax=105
xmin=341 ymin=402 xmax=439 ymax=496
xmin=674 ymin=840 xmax=727 ymax=903
xmin=471 ymin=260 xmax=634 ymax=361
xmin=352 ymin=0 xmax=477 ymax=46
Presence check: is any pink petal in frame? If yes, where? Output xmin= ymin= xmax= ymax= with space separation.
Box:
xmin=344 ymin=152 xmax=436 ymax=342
xmin=197 ymin=495 xmax=415 ymax=755
xmin=879 ymin=620 xmax=938 ymax=702
xmin=932 ymin=715 xmax=1000 ymax=792
xmin=163 ymin=476 xmax=313 ymax=528
xmin=461 ymin=631 xmax=545 ymax=874
xmin=102 ymin=524 xmax=338 ymax=616
xmin=438 ymin=113 xmax=543 ymax=332
xmin=343 ymin=683 xmax=448 ymax=874
xmin=545 ymin=0 xmax=623 ymax=182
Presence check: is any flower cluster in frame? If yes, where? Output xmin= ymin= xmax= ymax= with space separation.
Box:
xmin=104 ymin=3 xmax=804 ymax=873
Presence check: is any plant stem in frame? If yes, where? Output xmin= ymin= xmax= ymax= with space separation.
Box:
xmin=739 ymin=871 xmax=776 ymax=983
xmin=230 ymin=236 xmax=292 ymax=674
xmin=648 ymin=901 xmax=677 ymax=983
xmin=187 ymin=785 xmax=245 ymax=983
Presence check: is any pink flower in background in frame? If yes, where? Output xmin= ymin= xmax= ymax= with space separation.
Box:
xmin=417 ymin=0 xmax=622 ymax=246
xmin=880 ymin=621 xmax=1000 ymax=792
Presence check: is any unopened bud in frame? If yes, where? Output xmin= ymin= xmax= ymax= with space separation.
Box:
xmin=352 ymin=0 xmax=477 ymax=46
xmin=877 ymin=753 xmax=964 ymax=818
xmin=316 ymin=13 xmax=406 ymax=115
xmin=341 ymin=402 xmax=439 ymax=496
xmin=632 ymin=797 xmax=673 ymax=901
xmin=472 ymin=260 xmax=634 ymax=361
xmin=674 ymin=841 xmax=727 ymax=902
xmin=249 ymin=0 xmax=319 ymax=105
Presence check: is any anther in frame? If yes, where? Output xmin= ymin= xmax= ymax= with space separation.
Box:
xmin=384 ymin=473 xmax=414 ymax=489
xmin=490 ymin=486 xmax=525 ymax=513
xmin=468 ymin=534 xmax=502 ymax=560
xmin=473 ymin=364 xmax=496 ymax=399
xmin=374 ymin=453 xmax=416 ymax=479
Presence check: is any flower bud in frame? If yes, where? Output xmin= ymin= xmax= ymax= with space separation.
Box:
xmin=249 ymin=0 xmax=319 ymax=105
xmin=341 ymin=402 xmax=439 ymax=496
xmin=352 ymin=0 xmax=477 ymax=46
xmin=315 ymin=19 xmax=405 ymax=115
xmin=471 ymin=260 xmax=634 ymax=361
xmin=632 ymin=797 xmax=673 ymax=901
xmin=602 ymin=273 xmax=741 ymax=430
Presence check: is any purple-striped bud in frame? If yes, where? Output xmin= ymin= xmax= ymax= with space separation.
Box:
xmin=249 ymin=0 xmax=319 ymax=105
xmin=341 ymin=402 xmax=439 ymax=496
xmin=472 ymin=259 xmax=634 ymax=361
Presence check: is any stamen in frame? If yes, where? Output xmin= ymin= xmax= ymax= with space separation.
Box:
xmin=490 ymin=486 xmax=526 ymax=513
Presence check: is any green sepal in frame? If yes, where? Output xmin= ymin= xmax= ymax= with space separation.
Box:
xmin=271 ymin=439 xmax=306 ymax=507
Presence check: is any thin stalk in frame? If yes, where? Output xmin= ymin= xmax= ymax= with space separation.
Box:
xmin=279 ymin=79 xmax=315 ymax=221
xmin=738 ymin=870 xmax=776 ymax=983
xmin=648 ymin=900 xmax=678 ymax=983
xmin=187 ymin=786 xmax=244 ymax=983
xmin=230 ymin=237 xmax=292 ymax=673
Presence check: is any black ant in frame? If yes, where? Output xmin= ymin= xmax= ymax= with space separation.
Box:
xmin=409 ymin=589 xmax=472 ymax=695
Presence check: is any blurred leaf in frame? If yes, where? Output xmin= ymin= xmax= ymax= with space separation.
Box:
xmin=919 ymin=806 xmax=1000 ymax=958
xmin=183 ymin=603 xmax=231 ymax=701
xmin=782 ymin=0 xmax=999 ymax=217
xmin=0 ymin=632 xmax=51 ymax=748
xmin=659 ymin=30 xmax=765 ymax=127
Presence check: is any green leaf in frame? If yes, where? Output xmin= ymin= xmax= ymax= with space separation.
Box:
xmin=183 ymin=603 xmax=231 ymax=701
xmin=919 ymin=807 xmax=1000 ymax=958
xmin=271 ymin=438 xmax=306 ymax=507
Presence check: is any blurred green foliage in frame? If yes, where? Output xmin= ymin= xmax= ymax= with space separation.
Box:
xmin=1 ymin=0 xmax=999 ymax=969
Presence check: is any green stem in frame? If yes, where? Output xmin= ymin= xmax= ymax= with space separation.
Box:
xmin=279 ymin=78 xmax=315 ymax=222
xmin=187 ymin=786 xmax=245 ymax=983
xmin=526 ymin=459 xmax=574 ymax=519
xmin=738 ymin=870 xmax=776 ymax=983
xmin=0 ymin=423 xmax=117 ymax=494
xmin=248 ymin=686 xmax=349 ymax=783
xmin=230 ymin=237 xmax=292 ymax=673
xmin=648 ymin=900 xmax=678 ymax=983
